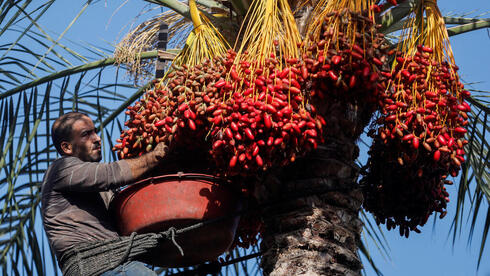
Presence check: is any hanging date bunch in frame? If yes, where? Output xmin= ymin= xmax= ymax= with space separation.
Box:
xmin=362 ymin=0 xmax=471 ymax=236
xmin=303 ymin=0 xmax=393 ymax=109
xmin=111 ymin=58 xmax=225 ymax=159
xmin=208 ymin=0 xmax=325 ymax=177
xmin=112 ymin=84 xmax=173 ymax=159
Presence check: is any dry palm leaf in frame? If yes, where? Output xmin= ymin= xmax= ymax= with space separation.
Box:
xmin=114 ymin=10 xmax=191 ymax=84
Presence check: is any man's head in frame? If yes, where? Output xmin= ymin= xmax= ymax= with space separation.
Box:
xmin=51 ymin=112 xmax=102 ymax=162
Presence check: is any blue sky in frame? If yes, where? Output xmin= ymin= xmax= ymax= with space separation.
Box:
xmin=30 ymin=0 xmax=490 ymax=275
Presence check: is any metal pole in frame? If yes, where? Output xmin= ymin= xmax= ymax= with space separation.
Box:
xmin=156 ymin=23 xmax=169 ymax=79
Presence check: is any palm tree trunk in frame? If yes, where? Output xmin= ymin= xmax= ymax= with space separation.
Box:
xmin=258 ymin=99 xmax=373 ymax=275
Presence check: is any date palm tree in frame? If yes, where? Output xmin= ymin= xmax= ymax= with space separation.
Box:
xmin=0 ymin=0 xmax=488 ymax=275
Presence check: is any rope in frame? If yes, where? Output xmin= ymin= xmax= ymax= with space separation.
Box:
xmin=162 ymin=227 xmax=184 ymax=256
xmin=120 ymin=232 xmax=136 ymax=264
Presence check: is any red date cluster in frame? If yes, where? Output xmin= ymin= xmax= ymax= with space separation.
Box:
xmin=362 ymin=45 xmax=471 ymax=235
xmin=361 ymin=137 xmax=453 ymax=237
xmin=209 ymin=53 xmax=325 ymax=176
xmin=114 ymin=50 xmax=324 ymax=177
xmin=305 ymin=9 xmax=393 ymax=110
xmin=113 ymin=55 xmax=233 ymax=159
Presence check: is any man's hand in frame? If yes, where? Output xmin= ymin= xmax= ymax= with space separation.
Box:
xmin=152 ymin=142 xmax=169 ymax=161
xmin=124 ymin=142 xmax=171 ymax=180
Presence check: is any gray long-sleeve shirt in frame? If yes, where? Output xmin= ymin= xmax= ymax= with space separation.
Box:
xmin=41 ymin=156 xmax=134 ymax=265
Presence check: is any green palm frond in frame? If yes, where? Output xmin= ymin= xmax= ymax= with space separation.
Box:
xmin=378 ymin=0 xmax=418 ymax=32
xmin=1 ymin=1 xmax=97 ymax=87
xmin=359 ymin=211 xmax=389 ymax=276
xmin=0 ymin=51 xmax=157 ymax=99
xmin=0 ymin=1 xmax=56 ymax=61
xmin=451 ymin=92 xmax=490 ymax=267
xmin=382 ymin=16 xmax=490 ymax=37
xmin=27 ymin=0 xmax=94 ymax=73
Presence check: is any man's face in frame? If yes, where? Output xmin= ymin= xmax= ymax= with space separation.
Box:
xmin=68 ymin=116 xmax=102 ymax=162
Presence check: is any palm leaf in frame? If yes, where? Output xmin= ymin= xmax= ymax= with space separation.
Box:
xmin=28 ymin=0 xmax=94 ymax=73
xmin=451 ymin=92 xmax=490 ymax=267
xmin=1 ymin=2 xmax=96 ymax=87
xmin=0 ymin=51 xmax=158 ymax=99
xmin=0 ymin=1 xmax=55 ymax=61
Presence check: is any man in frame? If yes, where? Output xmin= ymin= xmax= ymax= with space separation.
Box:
xmin=41 ymin=112 xmax=168 ymax=275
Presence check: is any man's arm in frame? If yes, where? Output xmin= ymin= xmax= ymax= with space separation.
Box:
xmin=51 ymin=142 xmax=168 ymax=192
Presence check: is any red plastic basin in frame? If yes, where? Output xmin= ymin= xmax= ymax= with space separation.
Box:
xmin=111 ymin=173 xmax=242 ymax=267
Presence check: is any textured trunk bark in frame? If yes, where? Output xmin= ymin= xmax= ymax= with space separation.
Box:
xmin=257 ymin=97 xmax=373 ymax=275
